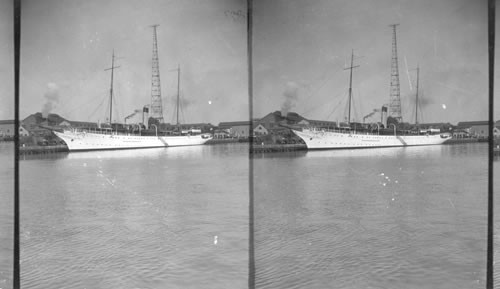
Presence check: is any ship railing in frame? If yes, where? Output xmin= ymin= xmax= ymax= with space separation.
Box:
xmin=306 ymin=126 xmax=443 ymax=137
xmin=69 ymin=127 xmax=142 ymax=136
xmin=307 ymin=126 xmax=381 ymax=135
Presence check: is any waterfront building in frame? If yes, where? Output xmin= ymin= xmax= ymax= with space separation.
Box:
xmin=456 ymin=121 xmax=500 ymax=138
xmin=417 ymin=122 xmax=453 ymax=132
xmin=469 ymin=124 xmax=500 ymax=138
xmin=259 ymin=111 xmax=288 ymax=129
xmin=213 ymin=129 xmax=230 ymax=139
xmin=254 ymin=124 xmax=268 ymax=135
xmin=159 ymin=122 xmax=215 ymax=134
xmin=0 ymin=120 xmax=30 ymax=138
xmin=23 ymin=112 xmax=68 ymax=127
xmin=452 ymin=130 xmax=470 ymax=139
xmin=218 ymin=121 xmax=252 ymax=138
xmin=259 ymin=111 xmax=339 ymax=130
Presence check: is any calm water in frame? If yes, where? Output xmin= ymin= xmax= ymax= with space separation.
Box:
xmin=0 ymin=142 xmax=14 ymax=289
xmin=2 ymin=142 xmax=500 ymax=289
xmin=254 ymin=143 xmax=492 ymax=289
xmin=18 ymin=144 xmax=249 ymax=289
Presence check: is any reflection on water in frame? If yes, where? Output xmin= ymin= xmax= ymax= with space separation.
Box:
xmin=255 ymin=143 xmax=488 ymax=289
xmin=65 ymin=145 xmax=208 ymax=160
xmin=19 ymin=143 xmax=249 ymax=289
xmin=494 ymin=160 xmax=500 ymax=289
xmin=21 ymin=144 xmax=230 ymax=161
xmin=5 ymin=141 xmax=500 ymax=288
xmin=251 ymin=145 xmax=456 ymax=161
xmin=0 ymin=142 xmax=13 ymax=289
xmin=304 ymin=144 xmax=446 ymax=159
xmin=251 ymin=150 xmax=307 ymax=159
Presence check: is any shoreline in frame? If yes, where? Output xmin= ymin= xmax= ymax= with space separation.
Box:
xmin=11 ymin=137 xmax=489 ymax=155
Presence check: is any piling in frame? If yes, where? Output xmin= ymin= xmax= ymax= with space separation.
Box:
xmin=250 ymin=143 xmax=307 ymax=154
xmin=19 ymin=145 xmax=68 ymax=155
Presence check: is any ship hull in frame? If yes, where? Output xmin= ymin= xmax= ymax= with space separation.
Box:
xmin=292 ymin=128 xmax=451 ymax=150
xmin=54 ymin=130 xmax=212 ymax=151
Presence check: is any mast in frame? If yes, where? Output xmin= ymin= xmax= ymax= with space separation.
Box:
xmin=344 ymin=49 xmax=359 ymax=125
xmin=104 ymin=50 xmax=120 ymax=124
xmin=176 ymin=64 xmax=180 ymax=128
xmin=415 ymin=64 xmax=419 ymax=125
xmin=388 ymin=24 xmax=402 ymax=123
xmin=169 ymin=64 xmax=182 ymax=131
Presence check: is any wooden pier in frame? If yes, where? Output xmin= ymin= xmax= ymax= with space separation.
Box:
xmin=250 ymin=143 xmax=307 ymax=153
xmin=20 ymin=145 xmax=69 ymax=155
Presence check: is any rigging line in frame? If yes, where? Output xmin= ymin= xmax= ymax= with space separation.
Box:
xmin=62 ymin=93 xmax=107 ymax=116
xmin=326 ymin=90 xmax=348 ymax=120
xmin=177 ymin=91 xmax=186 ymax=124
xmin=170 ymin=94 xmax=177 ymax=124
xmin=115 ymin=81 xmax=125 ymax=122
xmin=88 ymin=96 xmax=107 ymax=121
xmin=408 ymin=102 xmax=415 ymax=125
xmin=181 ymin=91 xmax=185 ymax=123
xmin=301 ymin=66 xmax=345 ymax=115
xmin=112 ymin=90 xmax=121 ymax=122
xmin=301 ymin=84 xmax=348 ymax=117
xmin=178 ymin=91 xmax=185 ymax=124
xmin=418 ymin=101 xmax=424 ymax=123
xmin=343 ymin=98 xmax=349 ymax=122
xmin=349 ymin=91 xmax=358 ymax=122
xmin=352 ymin=88 xmax=364 ymax=122
xmin=306 ymin=66 xmax=344 ymax=100
xmin=170 ymin=97 xmax=176 ymax=124
xmin=352 ymin=91 xmax=358 ymax=122
xmin=325 ymin=101 xmax=343 ymax=121
xmin=181 ymin=108 xmax=186 ymax=125
xmin=181 ymin=99 xmax=186 ymax=124
xmin=170 ymin=98 xmax=178 ymax=124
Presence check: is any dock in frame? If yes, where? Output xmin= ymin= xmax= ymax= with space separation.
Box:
xmin=444 ymin=138 xmax=479 ymax=145
xmin=205 ymin=138 xmax=240 ymax=145
xmin=20 ymin=145 xmax=69 ymax=155
xmin=250 ymin=143 xmax=307 ymax=153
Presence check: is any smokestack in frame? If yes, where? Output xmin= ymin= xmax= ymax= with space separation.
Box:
xmin=381 ymin=106 xmax=388 ymax=127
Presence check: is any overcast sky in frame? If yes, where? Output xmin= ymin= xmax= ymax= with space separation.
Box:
xmin=1 ymin=1 xmax=499 ymax=125
xmin=0 ymin=0 xmax=13 ymax=120
xmin=19 ymin=0 xmax=247 ymax=125
xmin=253 ymin=0 xmax=490 ymax=125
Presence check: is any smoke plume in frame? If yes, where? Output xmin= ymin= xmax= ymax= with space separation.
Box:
xmin=363 ymin=110 xmax=377 ymax=120
xmin=281 ymin=81 xmax=299 ymax=115
xmin=42 ymin=83 xmax=60 ymax=118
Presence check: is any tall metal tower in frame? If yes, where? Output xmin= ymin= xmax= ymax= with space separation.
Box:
xmin=150 ymin=24 xmax=164 ymax=123
xmin=388 ymin=24 xmax=402 ymax=122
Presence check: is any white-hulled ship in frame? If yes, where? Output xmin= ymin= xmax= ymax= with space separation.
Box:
xmin=54 ymin=129 xmax=211 ymax=151
xmin=292 ymin=26 xmax=451 ymax=150
xmin=55 ymin=47 xmax=212 ymax=151
xmin=292 ymin=128 xmax=450 ymax=150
